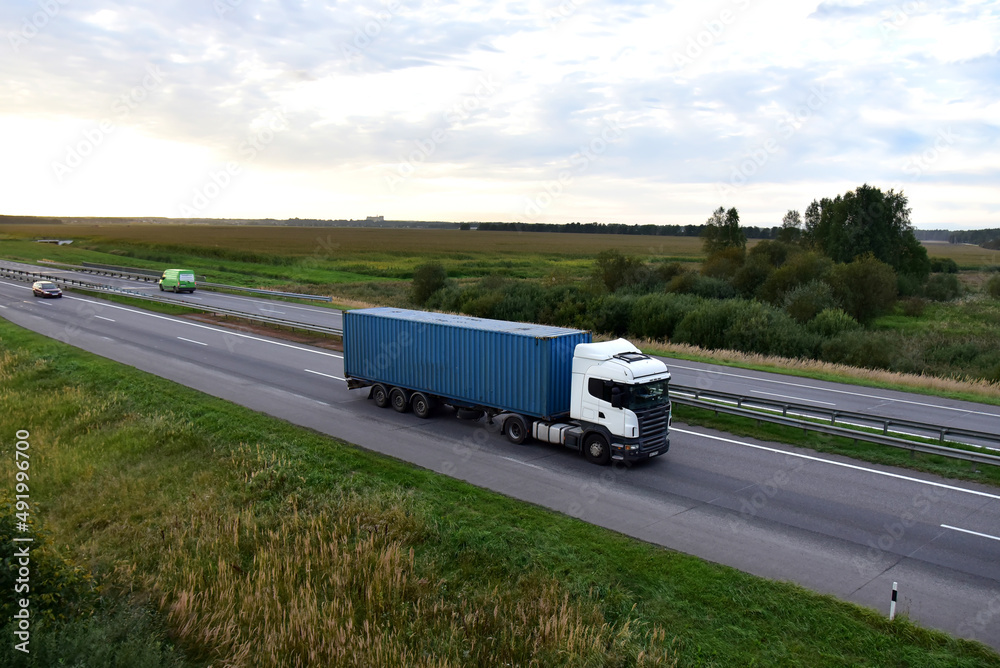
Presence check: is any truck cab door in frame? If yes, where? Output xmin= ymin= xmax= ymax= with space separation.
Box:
xmin=583 ymin=377 xmax=626 ymax=436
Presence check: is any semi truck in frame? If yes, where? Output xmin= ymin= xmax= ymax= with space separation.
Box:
xmin=343 ymin=308 xmax=671 ymax=465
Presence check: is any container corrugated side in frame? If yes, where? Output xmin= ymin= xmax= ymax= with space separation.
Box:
xmin=344 ymin=308 xmax=591 ymax=419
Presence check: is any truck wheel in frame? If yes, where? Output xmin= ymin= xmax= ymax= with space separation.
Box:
xmin=411 ymin=393 xmax=434 ymax=419
xmin=389 ymin=388 xmax=410 ymax=413
xmin=371 ymin=384 xmax=390 ymax=408
xmin=583 ymin=434 xmax=611 ymax=466
xmin=504 ymin=415 xmax=529 ymax=445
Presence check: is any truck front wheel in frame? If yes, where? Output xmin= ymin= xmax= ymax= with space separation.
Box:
xmin=411 ymin=392 xmax=434 ymax=419
xmin=389 ymin=387 xmax=410 ymax=413
xmin=583 ymin=434 xmax=610 ymax=465
xmin=371 ymin=384 xmax=390 ymax=408
xmin=504 ymin=415 xmax=529 ymax=445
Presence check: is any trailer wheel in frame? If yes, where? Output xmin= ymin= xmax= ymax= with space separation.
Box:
xmin=389 ymin=387 xmax=410 ymax=413
xmin=371 ymin=384 xmax=390 ymax=408
xmin=504 ymin=415 xmax=529 ymax=445
xmin=583 ymin=433 xmax=610 ymax=466
xmin=411 ymin=392 xmax=434 ymax=419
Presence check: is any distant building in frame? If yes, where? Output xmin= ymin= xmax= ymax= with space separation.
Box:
xmin=366 ymin=215 xmax=385 ymax=224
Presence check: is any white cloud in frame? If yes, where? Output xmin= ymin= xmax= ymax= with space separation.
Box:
xmin=0 ymin=0 xmax=997 ymax=227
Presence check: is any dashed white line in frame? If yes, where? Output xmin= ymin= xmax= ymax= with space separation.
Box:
xmin=305 ymin=368 xmax=346 ymax=381
xmin=673 ymin=427 xmax=1000 ymax=501
xmin=500 ymin=456 xmax=545 ymax=470
xmin=94 ymin=315 xmax=115 ymax=322
xmin=61 ymin=294 xmax=343 ymax=358
xmin=940 ymin=524 xmax=1000 ymax=542
xmin=177 ymin=336 xmax=208 ymax=346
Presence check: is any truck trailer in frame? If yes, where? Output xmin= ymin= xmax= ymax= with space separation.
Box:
xmin=343 ymin=307 xmax=671 ymax=465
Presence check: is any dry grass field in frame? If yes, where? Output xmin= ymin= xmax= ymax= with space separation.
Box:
xmin=0 ymin=224 xmax=707 ymax=259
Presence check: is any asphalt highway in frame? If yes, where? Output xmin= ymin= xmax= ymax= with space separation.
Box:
xmin=3 ymin=278 xmax=1000 ymax=650
xmin=0 ymin=259 xmax=344 ymax=331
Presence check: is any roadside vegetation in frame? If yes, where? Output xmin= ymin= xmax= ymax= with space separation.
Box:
xmin=3 ymin=319 xmax=999 ymax=667
xmin=3 ymin=193 xmax=1000 ymax=389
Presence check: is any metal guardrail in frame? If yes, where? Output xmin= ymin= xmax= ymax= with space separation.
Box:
xmin=0 ymin=267 xmax=343 ymax=336
xmin=37 ymin=261 xmax=334 ymax=302
xmin=82 ymin=261 xmax=162 ymax=277
xmin=198 ymin=282 xmax=333 ymax=302
xmin=670 ymin=384 xmax=1000 ymax=466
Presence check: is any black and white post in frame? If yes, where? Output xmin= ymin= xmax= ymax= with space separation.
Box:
xmin=889 ymin=581 xmax=898 ymax=621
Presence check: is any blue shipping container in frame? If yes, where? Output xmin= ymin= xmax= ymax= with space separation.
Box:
xmin=343 ymin=308 xmax=592 ymax=420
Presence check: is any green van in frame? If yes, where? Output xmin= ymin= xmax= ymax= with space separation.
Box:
xmin=158 ymin=269 xmax=197 ymax=293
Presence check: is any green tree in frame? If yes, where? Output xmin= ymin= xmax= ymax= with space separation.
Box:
xmin=411 ymin=262 xmax=447 ymax=305
xmin=702 ymin=206 xmax=746 ymax=254
xmin=803 ymin=184 xmax=930 ymax=279
xmin=777 ymin=209 xmax=802 ymax=243
xmin=827 ymin=254 xmax=897 ymax=323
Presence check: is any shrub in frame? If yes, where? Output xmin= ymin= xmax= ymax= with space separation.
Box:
xmin=896 ymin=272 xmax=923 ymax=297
xmin=588 ymin=294 xmax=636 ymax=336
xmin=673 ymin=298 xmax=815 ymax=357
xmin=929 ymin=257 xmax=959 ymax=273
xmin=701 ymin=247 xmax=746 ymax=280
xmin=987 ymin=274 xmax=1000 ymax=299
xmin=820 ymin=330 xmax=902 ymax=370
xmin=899 ymin=297 xmax=927 ymax=317
xmin=411 ymin=262 xmax=447 ymax=305
xmin=731 ymin=258 xmax=773 ymax=299
xmin=827 ymin=254 xmax=897 ymax=324
xmin=654 ymin=262 xmax=686 ymax=283
xmin=807 ymin=308 xmax=860 ymax=338
xmin=629 ymin=292 xmax=701 ymax=340
xmin=783 ymin=280 xmax=836 ymax=323
xmin=594 ymin=250 xmax=643 ymax=292
xmin=690 ymin=276 xmax=737 ymax=300
xmin=758 ymin=252 xmax=833 ymax=305
xmin=923 ymin=273 xmax=962 ymax=301
xmin=747 ymin=240 xmax=794 ymax=268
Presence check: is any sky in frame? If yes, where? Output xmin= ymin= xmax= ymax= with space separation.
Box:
xmin=1 ymin=0 xmax=998 ymax=229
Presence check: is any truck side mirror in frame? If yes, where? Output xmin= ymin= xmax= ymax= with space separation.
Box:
xmin=610 ymin=386 xmax=623 ymax=409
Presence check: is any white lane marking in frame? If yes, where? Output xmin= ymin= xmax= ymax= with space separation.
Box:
xmin=177 ymin=336 xmax=208 ymax=346
xmin=751 ymin=390 xmax=836 ymax=406
xmin=94 ymin=315 xmax=115 ymax=322
xmin=940 ymin=524 xmax=1000 ymax=542
xmin=501 ymin=456 xmax=545 ymax=470
xmin=62 ymin=294 xmax=343 ymax=359
xmin=0 ymin=305 xmax=6 ymax=309
xmin=667 ymin=362 xmax=1000 ymax=419
xmin=184 ymin=296 xmax=204 ymax=300
xmin=305 ymin=368 xmax=346 ymax=381
xmin=673 ymin=427 xmax=1000 ymax=501
xmin=259 ymin=308 xmax=285 ymax=314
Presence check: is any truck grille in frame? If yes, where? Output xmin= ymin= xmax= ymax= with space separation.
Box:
xmin=636 ymin=404 xmax=670 ymax=451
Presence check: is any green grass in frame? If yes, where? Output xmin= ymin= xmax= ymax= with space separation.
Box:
xmin=1 ymin=320 xmax=999 ymax=666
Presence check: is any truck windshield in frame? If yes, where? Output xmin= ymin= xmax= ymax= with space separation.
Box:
xmin=624 ymin=380 xmax=669 ymax=411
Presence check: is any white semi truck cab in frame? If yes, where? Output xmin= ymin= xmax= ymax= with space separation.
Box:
xmin=530 ymin=339 xmax=672 ymax=464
